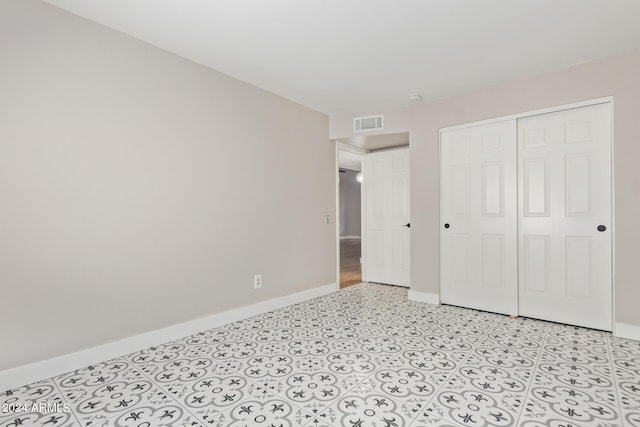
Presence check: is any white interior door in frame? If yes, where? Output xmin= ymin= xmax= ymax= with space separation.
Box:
xmin=363 ymin=148 xmax=410 ymax=286
xmin=518 ymin=103 xmax=612 ymax=331
xmin=440 ymin=120 xmax=518 ymax=315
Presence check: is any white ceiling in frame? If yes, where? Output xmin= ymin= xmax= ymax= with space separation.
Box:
xmin=338 ymin=150 xmax=362 ymax=172
xmin=338 ymin=133 xmax=409 ymax=169
xmin=338 ymin=133 xmax=409 ymax=152
xmin=43 ymin=0 xmax=640 ymax=115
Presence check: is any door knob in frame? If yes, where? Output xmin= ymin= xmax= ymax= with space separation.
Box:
xmin=597 ymin=225 xmax=607 ymax=232
xmin=402 ymin=223 xmax=411 ymax=228
xmin=444 ymin=223 xmax=450 ymax=229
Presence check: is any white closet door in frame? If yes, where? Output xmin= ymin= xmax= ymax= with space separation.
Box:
xmin=363 ymin=148 xmax=410 ymax=286
xmin=440 ymin=120 xmax=518 ymax=315
xmin=518 ymin=103 xmax=612 ymax=331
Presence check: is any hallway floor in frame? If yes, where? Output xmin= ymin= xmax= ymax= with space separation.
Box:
xmin=340 ymin=238 xmax=361 ymax=288
xmin=2 ymin=283 xmax=640 ymax=426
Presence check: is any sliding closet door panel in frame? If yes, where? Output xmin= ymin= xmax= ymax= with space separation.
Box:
xmin=518 ymin=103 xmax=612 ymax=331
xmin=440 ymin=120 xmax=518 ymax=315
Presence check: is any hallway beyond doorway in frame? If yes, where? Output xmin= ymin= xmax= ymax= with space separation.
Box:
xmin=340 ymin=237 xmax=361 ymax=288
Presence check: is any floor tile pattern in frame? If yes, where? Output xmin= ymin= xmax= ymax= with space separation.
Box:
xmin=2 ymin=283 xmax=640 ymax=426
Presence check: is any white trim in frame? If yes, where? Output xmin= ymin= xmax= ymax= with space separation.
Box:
xmin=440 ymin=96 xmax=613 ymax=133
xmin=340 ymin=235 xmax=362 ymax=240
xmin=361 ymin=153 xmax=368 ymax=282
xmin=610 ymin=99 xmax=616 ymax=333
xmin=438 ymin=126 xmax=444 ymax=308
xmin=408 ymin=290 xmax=440 ymax=305
xmin=0 ymin=282 xmax=338 ymax=391
xmin=335 ymin=143 xmax=341 ymax=287
xmin=615 ymin=322 xmax=640 ymax=342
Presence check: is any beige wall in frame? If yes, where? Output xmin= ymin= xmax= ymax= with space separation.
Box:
xmin=331 ymin=48 xmax=640 ymax=328
xmin=0 ymin=1 xmax=335 ymax=371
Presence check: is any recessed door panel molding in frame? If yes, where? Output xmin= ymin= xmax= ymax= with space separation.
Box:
xmin=565 ymin=120 xmax=592 ymax=144
xmin=391 ymin=229 xmax=406 ymax=269
xmin=481 ymin=133 xmax=503 ymax=153
xmin=482 ymin=234 xmax=505 ymax=289
xmin=522 ymin=235 xmax=550 ymax=293
xmin=565 ymin=236 xmax=593 ymax=298
xmin=452 ymin=137 xmax=469 ymax=157
xmin=391 ymin=177 xmax=408 ymax=216
xmin=440 ymin=119 xmax=518 ymax=316
xmin=451 ymin=233 xmax=471 ymax=285
xmin=564 ymin=153 xmax=591 ymax=216
xmin=372 ymin=179 xmax=385 ymax=217
xmin=392 ymin=157 xmax=408 ymax=172
xmin=363 ymin=148 xmax=410 ymax=287
xmin=373 ymin=159 xmax=385 ymax=175
xmin=518 ymin=102 xmax=612 ymax=331
xmin=452 ymin=165 xmax=471 ymax=217
xmin=523 ymin=127 xmax=549 ymax=149
xmin=373 ymin=230 xmax=385 ymax=267
xmin=523 ymin=158 xmax=550 ymax=217
xmin=481 ymin=161 xmax=504 ymax=217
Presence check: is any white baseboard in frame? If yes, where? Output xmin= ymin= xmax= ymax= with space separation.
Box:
xmin=408 ymin=290 xmax=440 ymax=305
xmin=615 ymin=322 xmax=640 ymax=342
xmin=0 ymin=282 xmax=338 ymax=391
xmin=340 ymin=236 xmax=361 ymax=240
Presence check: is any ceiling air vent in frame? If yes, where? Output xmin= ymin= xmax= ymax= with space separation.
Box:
xmin=354 ymin=115 xmax=384 ymax=132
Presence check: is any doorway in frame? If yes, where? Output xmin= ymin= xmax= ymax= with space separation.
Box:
xmin=335 ymin=133 xmax=411 ymax=289
xmin=338 ymin=149 xmax=364 ymax=288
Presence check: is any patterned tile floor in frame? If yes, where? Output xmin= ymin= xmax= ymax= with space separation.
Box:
xmin=2 ymin=283 xmax=640 ymax=426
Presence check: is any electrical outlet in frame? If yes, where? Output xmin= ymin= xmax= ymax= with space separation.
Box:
xmin=254 ymin=274 xmax=262 ymax=289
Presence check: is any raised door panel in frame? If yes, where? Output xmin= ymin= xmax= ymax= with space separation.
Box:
xmin=440 ymin=119 xmax=518 ymax=315
xmin=564 ymin=154 xmax=591 ymax=217
xmin=450 ymin=233 xmax=471 ymax=286
xmin=523 ymin=158 xmax=550 ymax=217
xmin=372 ymin=230 xmax=385 ymax=268
xmin=391 ymin=177 xmax=408 ymax=217
xmin=482 ymin=234 xmax=505 ymax=289
xmin=517 ymin=102 xmax=612 ymax=331
xmin=392 ymin=229 xmax=406 ymax=270
xmin=481 ymin=162 xmax=504 ymax=217
xmin=565 ymin=236 xmax=593 ymax=298
xmin=451 ymin=165 xmax=471 ymax=217
xmin=522 ymin=235 xmax=550 ymax=293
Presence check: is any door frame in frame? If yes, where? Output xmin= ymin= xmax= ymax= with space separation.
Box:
xmin=335 ymin=142 xmax=369 ymax=287
xmin=438 ymin=96 xmax=615 ymax=330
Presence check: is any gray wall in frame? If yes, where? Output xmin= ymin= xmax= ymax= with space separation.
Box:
xmin=331 ymin=47 xmax=640 ymax=330
xmin=339 ymin=170 xmax=361 ymax=238
xmin=0 ymin=0 xmax=335 ymax=371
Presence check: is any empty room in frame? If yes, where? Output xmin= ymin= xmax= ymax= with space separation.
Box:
xmin=2 ymin=1 xmax=640 ymax=426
